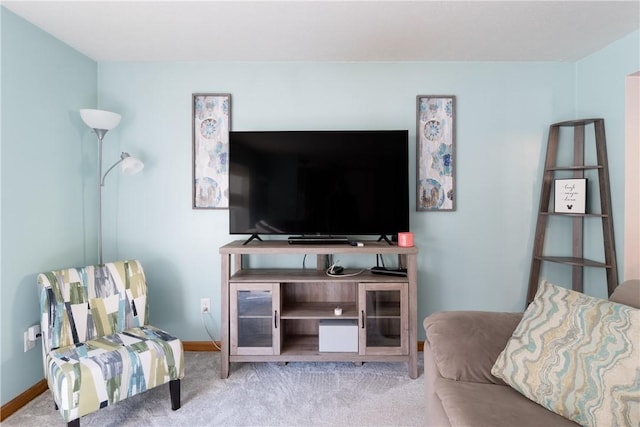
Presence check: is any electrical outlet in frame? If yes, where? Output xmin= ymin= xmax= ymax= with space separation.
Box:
xmin=200 ymin=298 xmax=211 ymax=313
xmin=24 ymin=331 xmax=35 ymax=352
xmin=28 ymin=324 xmax=41 ymax=341
xmin=23 ymin=324 xmax=41 ymax=352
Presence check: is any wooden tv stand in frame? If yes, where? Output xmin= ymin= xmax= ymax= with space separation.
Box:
xmin=219 ymin=240 xmax=419 ymax=378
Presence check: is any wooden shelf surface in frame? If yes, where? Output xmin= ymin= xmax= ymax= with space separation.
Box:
xmin=365 ymin=304 xmax=402 ymax=317
xmin=540 ymin=212 xmax=607 ymax=218
xmin=278 ymin=335 xmax=399 ymax=356
xmin=535 ymin=256 xmax=612 ymax=269
xmin=230 ymin=268 xmax=408 ymax=283
xmin=546 ymin=165 xmax=602 ymax=171
xmin=552 ymin=118 xmax=600 ymax=127
xmin=281 ymin=302 xmax=358 ymax=319
xmin=221 ymin=239 xmax=418 ymax=255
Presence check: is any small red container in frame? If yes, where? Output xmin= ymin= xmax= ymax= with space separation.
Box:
xmin=398 ymin=232 xmax=414 ymax=247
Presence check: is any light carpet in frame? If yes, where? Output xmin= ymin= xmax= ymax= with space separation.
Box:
xmin=3 ymin=352 xmax=425 ymax=426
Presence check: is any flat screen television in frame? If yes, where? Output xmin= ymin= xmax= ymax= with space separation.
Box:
xmin=228 ymin=130 xmax=409 ymax=243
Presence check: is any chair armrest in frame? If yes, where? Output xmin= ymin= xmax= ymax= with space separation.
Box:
xmin=424 ymin=311 xmax=523 ymax=385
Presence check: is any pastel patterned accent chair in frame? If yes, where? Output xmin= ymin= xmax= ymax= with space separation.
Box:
xmin=37 ymin=260 xmax=184 ymax=427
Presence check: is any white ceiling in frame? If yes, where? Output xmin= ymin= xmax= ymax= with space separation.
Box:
xmin=3 ymin=0 xmax=639 ymax=62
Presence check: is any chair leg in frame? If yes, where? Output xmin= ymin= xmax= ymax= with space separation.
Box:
xmin=170 ymin=379 xmax=181 ymax=410
xmin=55 ymin=400 xmax=79 ymax=426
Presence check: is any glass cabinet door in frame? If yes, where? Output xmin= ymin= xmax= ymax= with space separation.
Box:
xmin=358 ymin=283 xmax=408 ymax=355
xmin=230 ymin=283 xmax=280 ymax=355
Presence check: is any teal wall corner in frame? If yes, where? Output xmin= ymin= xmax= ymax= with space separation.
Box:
xmin=1 ymin=7 xmax=97 ymax=406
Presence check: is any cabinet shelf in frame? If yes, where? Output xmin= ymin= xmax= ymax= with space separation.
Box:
xmin=281 ymin=302 xmax=358 ymax=319
xmin=367 ymin=315 xmax=402 ymax=319
xmin=365 ymin=302 xmax=401 ymax=317
xmin=281 ymin=335 xmax=322 ymax=354
xmin=277 ymin=334 xmax=404 ymax=354
xmin=366 ymin=334 xmax=402 ymax=347
xmin=280 ymin=335 xmax=360 ymax=355
xmin=237 ymin=333 xmax=272 ymax=348
xmin=230 ymin=268 xmax=406 ymax=283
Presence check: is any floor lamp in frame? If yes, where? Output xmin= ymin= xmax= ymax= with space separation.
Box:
xmin=80 ymin=109 xmax=144 ymax=264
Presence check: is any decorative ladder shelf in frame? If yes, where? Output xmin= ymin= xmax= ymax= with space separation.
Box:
xmin=526 ymin=118 xmax=618 ymax=304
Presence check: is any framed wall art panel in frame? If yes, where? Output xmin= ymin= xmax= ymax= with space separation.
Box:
xmin=416 ymin=95 xmax=456 ymax=211
xmin=192 ymin=93 xmax=231 ymax=209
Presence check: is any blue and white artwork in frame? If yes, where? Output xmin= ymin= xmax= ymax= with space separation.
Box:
xmin=193 ymin=94 xmax=231 ymax=209
xmin=417 ymin=96 xmax=455 ymax=211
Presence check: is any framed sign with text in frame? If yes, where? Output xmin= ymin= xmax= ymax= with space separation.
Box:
xmin=554 ymin=178 xmax=587 ymax=213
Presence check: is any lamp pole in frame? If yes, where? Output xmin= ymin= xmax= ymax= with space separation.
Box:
xmin=81 ymin=109 xmax=143 ymax=265
xmin=94 ymin=129 xmax=108 ymax=264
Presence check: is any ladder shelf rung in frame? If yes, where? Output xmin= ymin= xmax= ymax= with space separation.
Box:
xmin=552 ymin=118 xmax=601 ymax=127
xmin=546 ymin=165 xmax=602 ymax=171
xmin=535 ymin=256 xmax=611 ymax=269
xmin=540 ymin=212 xmax=608 ymax=218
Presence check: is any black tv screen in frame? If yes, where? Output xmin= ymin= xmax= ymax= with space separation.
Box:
xmin=228 ymin=130 xmax=409 ymax=238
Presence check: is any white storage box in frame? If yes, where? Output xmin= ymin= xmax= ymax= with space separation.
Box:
xmin=319 ymin=319 xmax=358 ymax=352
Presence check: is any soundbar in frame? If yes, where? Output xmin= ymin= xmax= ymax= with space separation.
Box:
xmin=370 ymin=267 xmax=408 ymax=276
xmin=288 ymin=235 xmax=349 ymax=245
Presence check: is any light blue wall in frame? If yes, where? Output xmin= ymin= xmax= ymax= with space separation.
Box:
xmin=1 ymin=5 xmax=637 ymax=406
xmin=575 ymin=30 xmax=640 ymax=294
xmin=1 ymin=8 xmax=97 ymax=405
xmin=97 ymin=61 xmax=575 ymax=339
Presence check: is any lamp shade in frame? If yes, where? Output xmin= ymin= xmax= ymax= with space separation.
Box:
xmin=121 ymin=154 xmax=144 ymax=175
xmin=80 ymin=109 xmax=121 ymax=130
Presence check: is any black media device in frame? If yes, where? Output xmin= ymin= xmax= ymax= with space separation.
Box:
xmin=370 ymin=266 xmax=408 ymax=277
xmin=228 ymin=130 xmax=409 ymax=244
